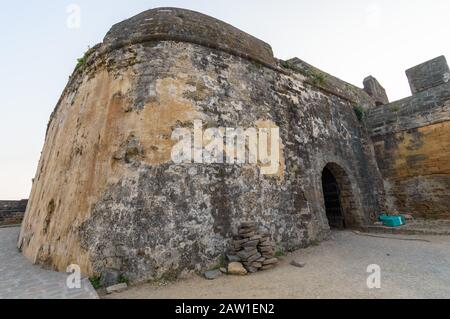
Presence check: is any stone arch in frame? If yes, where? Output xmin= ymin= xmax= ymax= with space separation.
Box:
xmin=321 ymin=162 xmax=363 ymax=229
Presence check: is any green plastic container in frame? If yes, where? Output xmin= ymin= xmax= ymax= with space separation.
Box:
xmin=379 ymin=215 xmax=405 ymax=227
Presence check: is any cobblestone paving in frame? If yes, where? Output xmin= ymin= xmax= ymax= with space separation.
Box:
xmin=0 ymin=227 xmax=98 ymax=299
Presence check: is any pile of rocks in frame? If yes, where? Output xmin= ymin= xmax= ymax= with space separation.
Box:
xmin=227 ymin=222 xmax=278 ymax=273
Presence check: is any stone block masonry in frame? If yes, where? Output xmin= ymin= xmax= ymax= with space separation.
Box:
xmin=406 ymin=56 xmax=450 ymax=94
xmin=363 ymin=76 xmax=389 ymax=106
xmin=227 ymin=222 xmax=279 ymax=273
xmin=17 ymin=6 xmax=448 ymax=284
xmin=17 ymin=7 xmax=385 ymax=283
xmin=0 ymin=200 xmax=27 ymax=226
xmin=368 ymin=57 xmax=450 ymax=220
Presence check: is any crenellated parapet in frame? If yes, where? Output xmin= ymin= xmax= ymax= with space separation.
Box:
xmin=367 ymin=57 xmax=450 ymax=219
xmin=367 ymin=57 xmax=450 ymax=136
xmin=406 ymin=56 xmax=450 ymax=94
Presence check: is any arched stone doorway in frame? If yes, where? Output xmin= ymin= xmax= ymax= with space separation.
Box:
xmin=322 ymin=167 xmax=345 ymax=228
xmin=321 ymin=163 xmax=361 ymax=229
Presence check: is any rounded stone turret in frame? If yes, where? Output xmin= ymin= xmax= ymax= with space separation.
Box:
xmin=103 ymin=7 xmax=276 ymax=68
xmin=18 ymin=7 xmax=384 ymax=283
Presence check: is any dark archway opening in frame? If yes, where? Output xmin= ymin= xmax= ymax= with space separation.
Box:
xmin=322 ymin=167 xmax=345 ymax=229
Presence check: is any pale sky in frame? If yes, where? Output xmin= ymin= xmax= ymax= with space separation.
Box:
xmin=1 ymin=0 xmax=449 ymax=199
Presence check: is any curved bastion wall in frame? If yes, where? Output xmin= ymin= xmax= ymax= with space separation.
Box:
xmin=18 ymin=8 xmax=385 ymax=282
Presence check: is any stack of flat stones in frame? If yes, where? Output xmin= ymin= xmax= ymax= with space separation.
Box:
xmin=227 ymin=222 xmax=278 ymax=273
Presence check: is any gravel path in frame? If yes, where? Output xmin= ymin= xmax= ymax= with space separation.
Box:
xmin=0 ymin=227 xmax=98 ymax=299
xmin=107 ymin=231 xmax=450 ymax=299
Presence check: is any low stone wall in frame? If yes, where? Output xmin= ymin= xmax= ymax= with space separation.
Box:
xmin=0 ymin=200 xmax=28 ymax=226
xmin=368 ymin=82 xmax=450 ymax=136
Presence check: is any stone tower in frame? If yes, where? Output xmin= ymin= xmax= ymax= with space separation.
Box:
xmin=368 ymin=56 xmax=450 ymax=219
xmin=19 ymin=8 xmax=386 ymax=282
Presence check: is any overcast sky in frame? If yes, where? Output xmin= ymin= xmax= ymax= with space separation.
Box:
xmin=1 ymin=0 xmax=449 ymax=199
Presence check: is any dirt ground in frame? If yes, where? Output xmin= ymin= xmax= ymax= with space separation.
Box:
xmin=105 ymin=231 xmax=450 ymax=299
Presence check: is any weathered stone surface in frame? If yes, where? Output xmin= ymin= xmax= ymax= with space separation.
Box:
xmin=246 ymin=266 xmax=258 ymax=273
xmin=243 ymin=245 xmax=257 ymax=252
xmin=106 ymin=283 xmax=128 ymax=294
xmin=247 ymin=252 xmax=262 ymax=263
xmin=251 ymin=262 xmax=263 ymax=268
xmin=285 ymin=58 xmax=376 ymax=111
xmin=103 ymin=8 xmax=277 ymax=70
xmin=204 ymin=269 xmax=222 ymax=280
xmin=368 ymin=57 xmax=450 ymax=220
xmin=242 ymin=240 xmax=259 ymax=248
xmin=259 ymin=246 xmax=274 ymax=253
xmin=18 ymin=7 xmax=388 ymax=283
xmin=406 ymin=56 xmax=450 ymax=94
xmin=290 ymin=259 xmax=306 ymax=268
xmin=227 ymin=254 xmax=241 ymax=262
xmin=237 ymin=249 xmax=258 ymax=260
xmin=363 ymin=76 xmax=389 ymax=106
xmin=249 ymin=235 xmax=262 ymax=241
xmin=238 ymin=231 xmax=256 ymax=238
xmin=240 ymin=221 xmax=256 ymax=228
xmin=100 ymin=268 xmax=120 ymax=287
xmin=227 ymin=262 xmax=247 ymax=276
xmin=263 ymin=258 xmax=279 ymax=265
xmin=232 ymin=239 xmax=249 ymax=246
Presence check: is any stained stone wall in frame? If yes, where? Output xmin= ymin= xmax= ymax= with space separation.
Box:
xmin=18 ymin=8 xmax=385 ymax=282
xmin=368 ymin=58 xmax=450 ymax=220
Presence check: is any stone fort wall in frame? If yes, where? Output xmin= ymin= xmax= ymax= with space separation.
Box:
xmin=367 ymin=56 xmax=450 ymax=220
xmin=18 ymin=8 xmax=385 ymax=282
xmin=16 ymin=7 xmax=450 ymax=283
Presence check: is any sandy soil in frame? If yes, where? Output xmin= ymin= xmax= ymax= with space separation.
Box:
xmin=105 ymin=231 xmax=450 ymax=299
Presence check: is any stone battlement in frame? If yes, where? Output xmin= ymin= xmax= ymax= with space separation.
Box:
xmin=363 ymin=76 xmax=389 ymax=106
xmin=285 ymin=58 xmax=375 ymax=109
xmin=406 ymin=56 xmax=450 ymax=94
xmin=103 ymin=7 xmax=277 ymax=69
xmin=366 ymin=57 xmax=450 ymax=220
xmin=367 ymin=57 xmax=450 ymax=136
xmin=18 ymin=8 xmax=449 ymax=283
